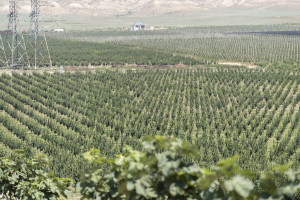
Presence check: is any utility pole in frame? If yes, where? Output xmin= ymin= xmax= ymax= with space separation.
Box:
xmin=0 ymin=35 xmax=8 ymax=68
xmin=6 ymin=0 xmax=29 ymax=68
xmin=28 ymin=0 xmax=52 ymax=69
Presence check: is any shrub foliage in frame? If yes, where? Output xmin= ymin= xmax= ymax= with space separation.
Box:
xmin=78 ymin=136 xmax=300 ymax=200
xmin=0 ymin=136 xmax=299 ymax=199
xmin=0 ymin=150 xmax=73 ymax=200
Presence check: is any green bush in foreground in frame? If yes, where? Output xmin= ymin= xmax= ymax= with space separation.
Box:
xmin=79 ymin=136 xmax=300 ymax=200
xmin=0 ymin=150 xmax=73 ymax=200
xmin=1 ymin=136 xmax=300 ymax=199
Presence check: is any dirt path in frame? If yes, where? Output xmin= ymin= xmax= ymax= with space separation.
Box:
xmin=218 ymin=61 xmax=259 ymax=69
xmin=0 ymin=64 xmax=191 ymax=75
xmin=0 ymin=63 xmax=258 ymax=75
xmin=0 ymin=66 xmax=105 ymax=75
xmin=0 ymin=69 xmax=57 ymax=75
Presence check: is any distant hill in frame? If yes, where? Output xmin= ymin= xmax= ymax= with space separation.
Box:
xmin=0 ymin=0 xmax=300 ymax=16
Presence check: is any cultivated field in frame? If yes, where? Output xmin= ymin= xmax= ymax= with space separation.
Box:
xmin=46 ymin=25 xmax=300 ymax=71
xmin=1 ymin=25 xmax=300 ymax=70
xmin=0 ymin=69 xmax=298 ymax=178
xmin=1 ymin=4 xmax=300 ymax=199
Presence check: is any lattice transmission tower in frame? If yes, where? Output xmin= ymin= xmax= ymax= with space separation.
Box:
xmin=0 ymin=35 xmax=8 ymax=68
xmin=28 ymin=0 xmax=52 ymax=69
xmin=6 ymin=0 xmax=29 ymax=68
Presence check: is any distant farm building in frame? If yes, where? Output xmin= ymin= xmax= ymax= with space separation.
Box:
xmin=52 ymin=28 xmax=65 ymax=32
xmin=130 ymin=22 xmax=146 ymax=31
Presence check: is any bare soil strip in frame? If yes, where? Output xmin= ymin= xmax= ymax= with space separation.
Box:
xmin=0 ymin=62 xmax=257 ymax=75
xmin=218 ymin=61 xmax=259 ymax=69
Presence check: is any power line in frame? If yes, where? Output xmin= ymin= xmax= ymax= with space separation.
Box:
xmin=0 ymin=35 xmax=8 ymax=68
xmin=28 ymin=0 xmax=52 ymax=69
xmin=6 ymin=0 xmax=29 ymax=68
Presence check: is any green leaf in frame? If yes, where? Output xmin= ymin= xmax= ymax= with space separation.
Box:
xmin=224 ymin=175 xmax=254 ymax=198
xmin=142 ymin=140 xmax=155 ymax=150
xmin=82 ymin=149 xmax=103 ymax=164
xmin=284 ymin=169 xmax=298 ymax=182
xmin=136 ymin=180 xmax=146 ymax=195
xmin=183 ymin=164 xmax=200 ymax=174
xmin=126 ymin=181 xmax=135 ymax=191
xmin=197 ymin=174 xmax=218 ymax=190
xmin=260 ymin=172 xmax=277 ymax=195
xmin=145 ymin=188 xmax=157 ymax=198
xmin=278 ymin=185 xmax=300 ymax=196
xmin=217 ymin=155 xmax=239 ymax=167
xmin=272 ymin=164 xmax=292 ymax=173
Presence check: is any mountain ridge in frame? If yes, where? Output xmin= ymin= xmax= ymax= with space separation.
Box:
xmin=0 ymin=0 xmax=300 ymax=16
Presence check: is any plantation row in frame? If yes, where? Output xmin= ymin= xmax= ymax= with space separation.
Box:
xmin=50 ymin=24 xmax=300 ymax=42
xmin=3 ymin=27 xmax=300 ymax=69
xmin=49 ymin=38 xmax=201 ymax=66
xmin=0 ymin=35 xmax=201 ymax=67
xmin=121 ymin=34 xmax=300 ymax=66
xmin=47 ymin=25 xmax=300 ymax=68
xmin=0 ymin=69 xmax=299 ymax=178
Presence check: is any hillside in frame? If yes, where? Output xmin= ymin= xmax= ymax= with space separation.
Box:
xmin=0 ymin=0 xmax=300 ymax=16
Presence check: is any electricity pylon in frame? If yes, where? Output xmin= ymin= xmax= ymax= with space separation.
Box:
xmin=0 ymin=35 xmax=8 ymax=68
xmin=6 ymin=0 xmax=29 ymax=68
xmin=28 ymin=0 xmax=52 ymax=69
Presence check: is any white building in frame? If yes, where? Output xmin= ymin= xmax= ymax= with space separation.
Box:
xmin=130 ymin=22 xmax=146 ymax=31
xmin=52 ymin=28 xmax=65 ymax=32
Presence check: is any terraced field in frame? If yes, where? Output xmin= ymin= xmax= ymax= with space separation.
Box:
xmin=0 ymin=69 xmax=299 ymax=178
